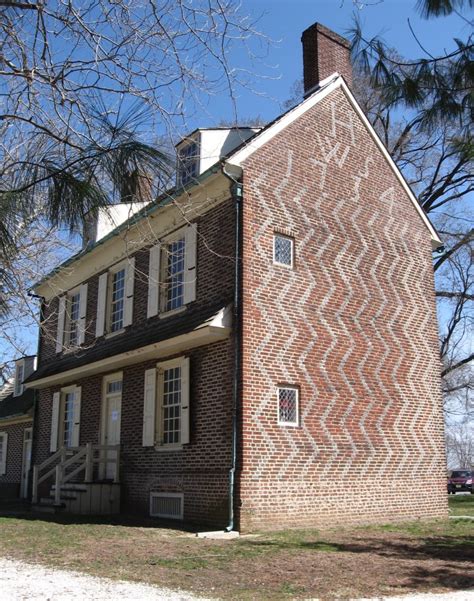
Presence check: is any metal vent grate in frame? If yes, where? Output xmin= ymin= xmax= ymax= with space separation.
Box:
xmin=150 ymin=492 xmax=184 ymax=519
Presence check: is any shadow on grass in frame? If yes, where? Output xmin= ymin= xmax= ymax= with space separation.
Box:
xmin=244 ymin=534 xmax=473 ymax=560
xmin=239 ymin=534 xmax=474 ymax=591
xmin=0 ymin=501 xmax=201 ymax=533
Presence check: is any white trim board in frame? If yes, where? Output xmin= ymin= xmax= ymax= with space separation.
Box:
xmin=226 ymin=73 xmax=441 ymax=249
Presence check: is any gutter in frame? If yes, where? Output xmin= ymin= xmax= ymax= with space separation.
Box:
xmin=221 ymin=161 xmax=243 ymax=533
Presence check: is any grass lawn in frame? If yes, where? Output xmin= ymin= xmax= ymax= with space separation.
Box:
xmin=449 ymin=493 xmax=474 ymax=517
xmin=0 ymin=509 xmax=472 ymax=600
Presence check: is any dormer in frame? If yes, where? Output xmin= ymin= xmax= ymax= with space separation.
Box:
xmin=176 ymin=127 xmax=260 ymax=187
xmin=13 ymin=356 xmax=36 ymax=397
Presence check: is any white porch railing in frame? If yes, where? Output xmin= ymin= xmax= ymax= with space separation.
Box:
xmin=32 ymin=443 xmax=120 ymax=505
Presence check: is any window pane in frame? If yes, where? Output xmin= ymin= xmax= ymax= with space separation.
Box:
xmin=274 ymin=235 xmax=293 ymax=266
xmin=278 ymin=388 xmax=298 ymax=424
xmin=107 ymin=380 xmax=123 ymax=394
xmin=110 ymin=269 xmax=125 ymax=332
xmin=163 ymin=366 xmax=182 ymax=444
xmin=165 ymin=239 xmax=185 ymax=311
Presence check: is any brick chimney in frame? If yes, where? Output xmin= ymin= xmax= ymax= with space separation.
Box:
xmin=301 ymin=23 xmax=352 ymax=94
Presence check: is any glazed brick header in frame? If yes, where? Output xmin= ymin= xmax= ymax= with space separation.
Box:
xmin=38 ymin=197 xmax=236 ymax=372
xmin=237 ymin=86 xmax=446 ymax=530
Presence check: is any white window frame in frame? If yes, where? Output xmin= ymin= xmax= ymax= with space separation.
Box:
xmin=0 ymin=432 xmax=8 ymax=475
xmin=160 ymin=233 xmax=187 ymax=315
xmin=155 ymin=356 xmax=190 ymax=449
xmin=100 ymin=372 xmax=124 ymax=444
xmin=107 ymin=263 xmax=127 ymax=335
xmin=14 ymin=360 xmax=25 ymax=397
xmin=273 ymin=233 xmax=294 ymax=269
xmin=64 ymin=286 xmax=82 ymax=349
xmin=51 ymin=385 xmax=81 ymax=451
xmin=60 ymin=386 xmax=79 ymax=448
xmin=277 ymin=385 xmax=299 ymax=427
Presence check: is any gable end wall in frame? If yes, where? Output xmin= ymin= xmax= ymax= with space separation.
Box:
xmin=238 ymin=87 xmax=447 ymax=531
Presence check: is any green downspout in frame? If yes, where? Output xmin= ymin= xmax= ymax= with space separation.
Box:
xmin=222 ymin=167 xmax=243 ymax=533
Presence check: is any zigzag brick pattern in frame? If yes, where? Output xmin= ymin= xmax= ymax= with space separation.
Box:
xmin=237 ymin=88 xmax=447 ymax=531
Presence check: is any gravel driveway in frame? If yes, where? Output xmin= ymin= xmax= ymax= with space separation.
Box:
xmin=0 ymin=557 xmax=210 ymax=601
xmin=1 ymin=557 xmax=473 ymax=600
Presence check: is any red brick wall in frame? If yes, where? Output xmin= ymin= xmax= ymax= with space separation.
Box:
xmin=34 ymin=338 xmax=233 ymax=524
xmin=0 ymin=420 xmax=32 ymax=498
xmin=38 ymin=196 xmax=235 ymax=367
xmin=33 ymin=195 xmax=236 ymax=524
xmin=237 ymin=87 xmax=447 ymax=531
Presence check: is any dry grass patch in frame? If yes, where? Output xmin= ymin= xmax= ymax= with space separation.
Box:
xmin=0 ymin=511 xmax=472 ymax=600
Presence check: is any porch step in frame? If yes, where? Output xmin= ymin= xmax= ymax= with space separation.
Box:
xmin=32 ymin=500 xmax=65 ymax=514
xmin=51 ymin=484 xmax=88 ymax=493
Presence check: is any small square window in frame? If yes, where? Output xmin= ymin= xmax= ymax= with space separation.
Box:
xmin=277 ymin=386 xmax=299 ymax=426
xmin=273 ymin=234 xmax=293 ymax=268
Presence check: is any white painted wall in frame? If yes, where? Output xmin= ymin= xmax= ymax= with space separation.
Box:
xmin=84 ymin=203 xmax=149 ymax=246
xmin=198 ymin=128 xmax=259 ymax=174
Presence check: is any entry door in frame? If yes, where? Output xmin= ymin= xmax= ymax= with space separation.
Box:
xmin=102 ymin=376 xmax=122 ymax=480
xmin=20 ymin=428 xmax=32 ymax=499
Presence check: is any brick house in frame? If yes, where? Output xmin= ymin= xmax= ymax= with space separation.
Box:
xmin=0 ymin=356 xmax=35 ymax=500
xmin=26 ymin=23 xmax=448 ymax=530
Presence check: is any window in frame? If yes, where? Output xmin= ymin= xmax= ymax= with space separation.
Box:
xmin=273 ymin=234 xmax=294 ymax=268
xmin=178 ymin=141 xmax=198 ymax=186
xmin=147 ymin=226 xmax=197 ymax=319
xmin=14 ymin=362 xmax=24 ymax=397
xmin=62 ymin=390 xmax=76 ymax=447
xmin=66 ymin=291 xmax=81 ymax=347
xmin=96 ymin=259 xmax=135 ymax=338
xmin=142 ymin=357 xmax=190 ymax=448
xmin=50 ymin=386 xmax=82 ymax=451
xmin=109 ymin=267 xmax=126 ymax=332
xmin=161 ymin=364 xmax=182 ymax=444
xmin=277 ymin=386 xmax=299 ymax=426
xmin=162 ymin=237 xmax=186 ymax=312
xmin=56 ymin=284 xmax=87 ymax=353
xmin=0 ymin=432 xmax=7 ymax=475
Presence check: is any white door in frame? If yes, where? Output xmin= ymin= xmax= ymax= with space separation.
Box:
xmin=20 ymin=428 xmax=32 ymax=499
xmin=102 ymin=377 xmax=122 ymax=480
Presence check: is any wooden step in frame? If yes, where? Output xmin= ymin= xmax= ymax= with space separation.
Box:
xmin=32 ymin=501 xmax=65 ymax=514
xmin=51 ymin=484 xmax=88 ymax=493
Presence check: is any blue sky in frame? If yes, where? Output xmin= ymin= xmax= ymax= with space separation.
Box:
xmin=3 ymin=0 xmax=471 ymax=365
xmin=188 ymin=0 xmax=471 ymax=129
